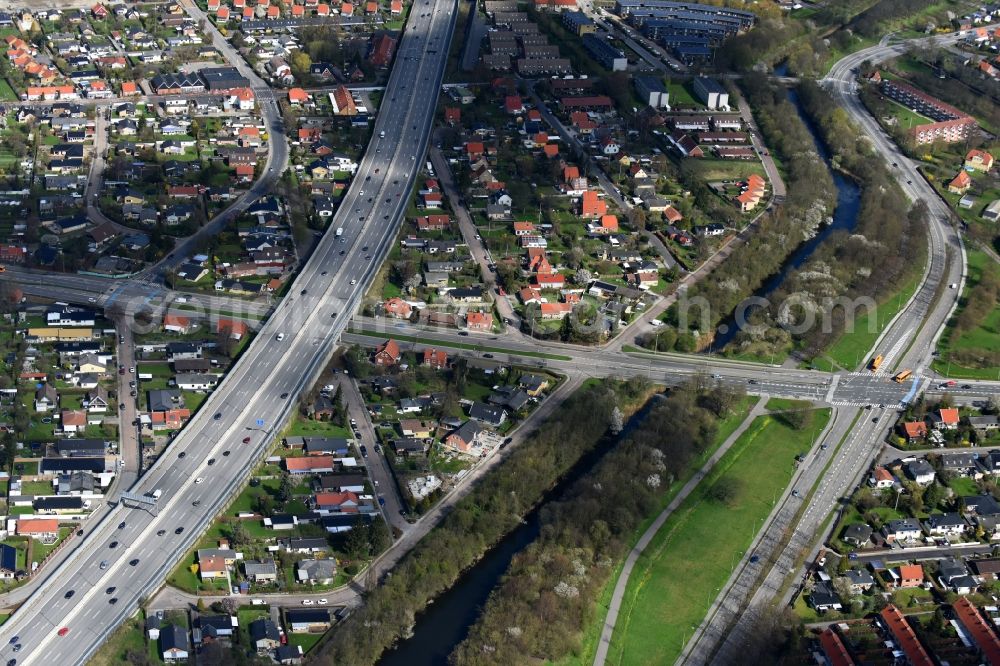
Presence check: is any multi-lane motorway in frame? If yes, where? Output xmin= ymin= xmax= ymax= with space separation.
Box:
xmin=0 ymin=0 xmax=458 ymax=660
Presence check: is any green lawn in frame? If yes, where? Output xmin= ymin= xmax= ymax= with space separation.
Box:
xmin=567 ymin=396 xmax=757 ymax=666
xmin=810 ymin=268 xmax=923 ymax=372
xmin=87 ymin=613 xmax=146 ymax=666
xmin=0 ymin=80 xmax=16 ymax=102
xmin=765 ymin=397 xmax=813 ymax=412
xmin=949 ymin=475 xmax=979 ymax=497
xmin=287 ymin=632 xmax=324 ymax=654
xmin=21 ymin=480 xmax=54 ymax=496
xmin=934 ymin=249 xmax=1000 ymax=379
xmin=605 ymin=407 xmax=832 ymax=665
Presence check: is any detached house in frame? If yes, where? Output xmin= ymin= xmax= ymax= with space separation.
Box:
xmin=373 ymin=339 xmax=401 ymax=366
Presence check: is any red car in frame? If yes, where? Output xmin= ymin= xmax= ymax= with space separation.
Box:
xmin=57 ymin=627 xmax=69 ymax=637
xmin=242 ymin=437 xmax=251 ymax=444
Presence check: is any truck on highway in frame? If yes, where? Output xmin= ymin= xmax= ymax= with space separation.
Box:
xmin=869 ymin=354 xmax=883 ymax=371
xmin=893 ymin=369 xmax=913 ymax=383
xmin=335 ymin=227 xmax=344 ymax=237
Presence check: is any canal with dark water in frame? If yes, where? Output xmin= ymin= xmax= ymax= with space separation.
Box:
xmin=377 ymin=399 xmax=660 ymax=665
xmin=712 ymin=75 xmax=863 ymax=349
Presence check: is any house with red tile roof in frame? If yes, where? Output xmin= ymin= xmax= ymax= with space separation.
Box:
xmin=539 ymin=302 xmax=573 ymax=320
xmin=288 ymin=88 xmax=309 ymax=104
xmin=217 ymin=318 xmax=248 ymax=340
xmin=340 ymin=1 xmax=354 ymax=15
xmin=61 ymin=409 xmax=86 ymax=433
xmin=878 ymin=605 xmax=932 ymax=666
xmin=543 ymin=144 xmax=559 ymax=158
xmin=390 ymin=0 xmax=402 ymax=12
xmin=948 ymin=170 xmax=972 ymax=194
xmin=383 ymin=297 xmax=412 ymax=319
xmin=369 ymin=34 xmax=396 ymax=68
xmin=900 ymin=421 xmax=928 ymax=442
xmin=286 ymin=455 xmax=334 ymax=474
xmin=423 ymin=348 xmax=448 ymax=370
xmin=931 ymin=408 xmax=960 ymax=430
xmin=466 ymin=311 xmax=493 ymax=331
xmin=966 ymin=148 xmax=994 ymax=172
xmin=519 ymin=287 xmax=542 ymax=305
xmin=374 ymin=339 xmax=401 ymax=366
xmin=164 ymin=314 xmax=194 ymax=334
xmin=535 ymin=272 xmax=565 ymax=289
xmin=17 ymin=518 xmax=60 ymax=540
xmin=415 ymin=215 xmax=448 ymax=232
xmin=580 ymin=190 xmax=606 ymax=218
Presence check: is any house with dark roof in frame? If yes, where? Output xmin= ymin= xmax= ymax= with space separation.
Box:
xmin=469 ymin=402 xmax=506 ymax=427
xmin=285 ymin=608 xmax=332 ymax=633
xmin=249 ymin=619 xmax=281 ymax=652
xmin=160 ymin=624 xmax=189 ymax=661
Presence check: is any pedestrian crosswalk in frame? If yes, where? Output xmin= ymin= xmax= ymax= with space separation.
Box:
xmin=830 ymin=399 xmax=907 ymax=408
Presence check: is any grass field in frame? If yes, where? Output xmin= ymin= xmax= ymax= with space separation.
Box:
xmin=934 ymin=250 xmax=1000 ymax=379
xmin=565 ymin=396 xmax=758 ymax=666
xmin=605 ymin=407 xmax=831 ymax=665
xmin=765 ymin=397 xmax=813 ymax=412
xmin=810 ymin=268 xmax=923 ymax=372
xmin=0 ymin=80 xmax=17 ymax=102
xmin=86 ymin=613 xmax=145 ymax=666
xmin=883 ymin=98 xmax=933 ymax=128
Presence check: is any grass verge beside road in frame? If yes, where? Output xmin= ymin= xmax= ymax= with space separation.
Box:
xmin=809 ymin=268 xmax=923 ymax=372
xmin=604 ymin=407 xmax=832 ymax=666
xmin=933 ymin=249 xmax=1000 ymax=379
xmin=564 ymin=396 xmax=757 ymax=666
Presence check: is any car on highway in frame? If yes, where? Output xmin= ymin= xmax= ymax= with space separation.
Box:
xmin=350 ymin=279 xmax=357 ymax=285
xmin=749 ymin=555 xmax=760 ymax=564
xmin=109 ymin=541 xmax=118 ymax=548
xmin=175 ymin=527 xmax=184 ymax=534
xmin=300 ymin=289 xmax=307 ymax=295
xmin=193 ymin=500 xmax=201 ymax=506
xmin=129 ymin=559 xmax=139 ymax=566
xmin=64 ymin=590 xmax=74 ymax=599
xmin=57 ymin=628 xmax=69 ymax=637
xmin=243 ymin=436 xmax=251 ymax=443
xmin=195 ymin=477 xmax=204 ymax=484
xmin=223 ymin=450 xmax=231 ymax=457
xmin=962 ymin=384 xmax=972 ymax=389
xmin=8 ymin=637 xmax=17 ymax=646
xmin=791 ymin=490 xmax=800 ymax=497
xmin=156 ymin=530 xmax=166 ymax=536
xmin=118 ymin=521 xmax=126 ymax=529
xmin=214 ymin=412 xmax=222 ymax=420
xmin=109 ymin=598 xmax=118 ymax=605
xmin=178 ymin=452 xmax=186 ymax=459
xmin=106 ymin=587 xmax=115 ymax=595
xmin=280 ymin=392 xmax=289 ymax=399
xmin=207 ymin=458 xmax=216 ymax=466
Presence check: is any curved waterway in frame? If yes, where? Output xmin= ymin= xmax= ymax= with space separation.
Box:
xmin=712 ymin=80 xmax=862 ymax=349
xmin=378 ymin=400 xmax=659 ymax=665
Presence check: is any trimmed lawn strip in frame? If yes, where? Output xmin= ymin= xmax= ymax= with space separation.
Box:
xmin=811 ymin=267 xmax=923 ymax=372
xmin=606 ymin=408 xmax=832 ymax=665
xmin=563 ymin=396 xmax=757 ymax=666
xmin=934 ymin=249 xmax=1000 ymax=379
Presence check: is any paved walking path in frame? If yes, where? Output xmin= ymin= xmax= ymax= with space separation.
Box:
xmin=592 ymin=395 xmax=769 ymax=666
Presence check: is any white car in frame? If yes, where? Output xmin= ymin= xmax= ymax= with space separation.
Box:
xmin=301 ymin=599 xmax=314 ymax=606
xmin=350 ymin=279 xmax=357 ymax=285
xmin=194 ymin=477 xmax=204 ymax=484
xmin=318 ymin=598 xmax=328 ymax=605
xmin=276 ymin=333 xmax=285 ymax=341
